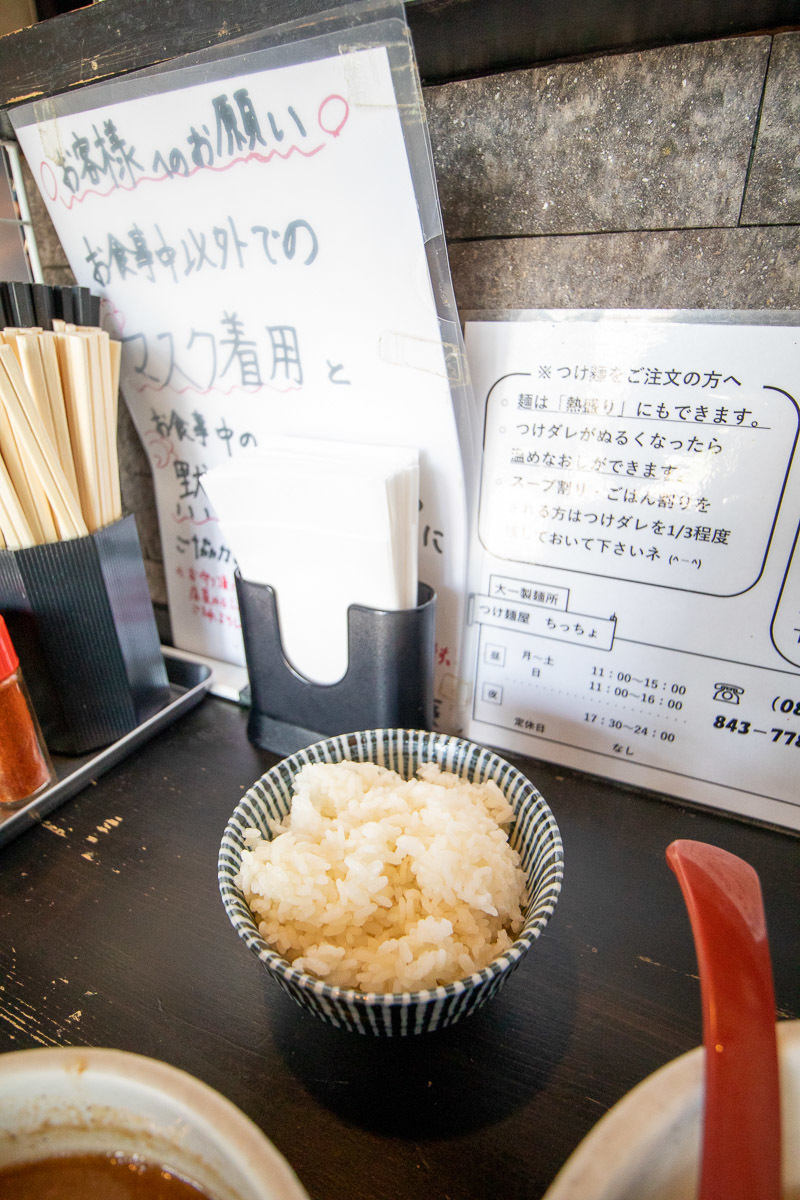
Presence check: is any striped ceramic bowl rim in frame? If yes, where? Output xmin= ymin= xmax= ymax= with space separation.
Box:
xmin=218 ymin=729 xmax=563 ymax=1035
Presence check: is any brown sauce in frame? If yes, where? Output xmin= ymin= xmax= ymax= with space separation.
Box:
xmin=0 ymin=1152 xmax=215 ymax=1199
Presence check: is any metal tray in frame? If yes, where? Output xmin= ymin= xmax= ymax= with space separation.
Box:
xmin=0 ymin=653 xmax=212 ymax=848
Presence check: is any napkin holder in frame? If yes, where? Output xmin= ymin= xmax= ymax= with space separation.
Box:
xmin=236 ymin=572 xmax=435 ymax=756
xmin=0 ymin=514 xmax=170 ymax=754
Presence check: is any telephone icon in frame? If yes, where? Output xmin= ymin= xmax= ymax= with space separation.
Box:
xmin=713 ymin=683 xmax=744 ymax=705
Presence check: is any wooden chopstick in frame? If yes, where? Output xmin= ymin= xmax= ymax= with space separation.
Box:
xmin=37 ymin=331 xmax=81 ymax=498
xmin=0 ymin=449 xmax=35 ymax=549
xmin=0 ymin=344 xmax=87 ymax=541
xmin=0 ymin=311 xmax=122 ymax=548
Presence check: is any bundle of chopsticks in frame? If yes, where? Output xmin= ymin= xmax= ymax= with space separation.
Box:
xmin=0 ymin=296 xmax=122 ymax=551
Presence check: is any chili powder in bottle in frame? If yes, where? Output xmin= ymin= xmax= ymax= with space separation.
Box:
xmin=0 ymin=615 xmax=53 ymax=808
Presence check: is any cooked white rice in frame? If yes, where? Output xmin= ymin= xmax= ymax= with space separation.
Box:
xmin=235 ymin=759 xmax=527 ymax=993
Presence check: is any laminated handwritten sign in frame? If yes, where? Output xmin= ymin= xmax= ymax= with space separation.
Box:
xmin=464 ymin=312 xmax=800 ymax=831
xmin=11 ymin=10 xmax=472 ymax=730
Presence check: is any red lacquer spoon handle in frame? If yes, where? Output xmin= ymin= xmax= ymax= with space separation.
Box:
xmin=666 ymin=839 xmax=781 ymax=1200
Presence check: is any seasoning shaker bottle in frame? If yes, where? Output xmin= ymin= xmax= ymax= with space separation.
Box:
xmin=0 ymin=615 xmax=53 ymax=808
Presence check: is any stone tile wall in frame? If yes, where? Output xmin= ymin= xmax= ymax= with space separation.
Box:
xmin=427 ymin=38 xmax=770 ymax=237
xmin=19 ymin=31 xmax=800 ymax=615
xmin=427 ymin=32 xmax=799 ymax=312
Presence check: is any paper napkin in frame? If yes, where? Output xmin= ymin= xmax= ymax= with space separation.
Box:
xmin=202 ymin=437 xmax=419 ymax=684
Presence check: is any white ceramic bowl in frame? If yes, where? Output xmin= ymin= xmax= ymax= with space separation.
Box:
xmin=542 ymin=1019 xmax=800 ymax=1200
xmin=0 ymin=1047 xmax=309 ymax=1200
xmin=219 ymin=728 xmax=564 ymax=1035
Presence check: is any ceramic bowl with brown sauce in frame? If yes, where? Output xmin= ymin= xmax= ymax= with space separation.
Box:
xmin=0 ymin=1047 xmax=308 ymax=1200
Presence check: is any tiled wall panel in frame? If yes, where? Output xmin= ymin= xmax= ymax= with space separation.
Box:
xmin=449 ymin=226 xmax=799 ymax=311
xmin=741 ymin=33 xmax=800 ymax=225
xmin=425 ymin=38 xmax=771 ymax=238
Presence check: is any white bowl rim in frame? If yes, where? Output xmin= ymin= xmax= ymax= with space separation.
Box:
xmin=541 ymin=1019 xmax=800 ymax=1200
xmin=218 ymin=728 xmax=564 ymax=1007
xmin=0 ymin=1045 xmax=309 ymax=1199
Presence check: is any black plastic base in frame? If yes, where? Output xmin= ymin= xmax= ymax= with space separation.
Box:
xmin=236 ymin=573 xmax=436 ymax=755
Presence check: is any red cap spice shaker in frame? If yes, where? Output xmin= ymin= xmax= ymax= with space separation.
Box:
xmin=0 ymin=616 xmax=53 ymax=808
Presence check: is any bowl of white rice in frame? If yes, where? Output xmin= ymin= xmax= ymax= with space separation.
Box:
xmin=218 ymin=729 xmax=563 ymax=1036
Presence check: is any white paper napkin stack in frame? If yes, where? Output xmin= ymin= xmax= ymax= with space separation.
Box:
xmin=202 ymin=437 xmax=419 ymax=684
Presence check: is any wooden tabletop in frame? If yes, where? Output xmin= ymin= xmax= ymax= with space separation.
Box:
xmin=0 ymin=693 xmax=797 ymax=1200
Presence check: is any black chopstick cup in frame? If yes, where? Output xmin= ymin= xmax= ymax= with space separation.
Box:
xmin=0 ymin=515 xmax=170 ymax=754
xmin=1 ymin=280 xmax=35 ymax=328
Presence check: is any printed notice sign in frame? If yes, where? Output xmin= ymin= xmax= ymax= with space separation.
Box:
xmin=464 ymin=313 xmax=800 ymax=831
xmin=11 ymin=21 xmax=470 ymax=730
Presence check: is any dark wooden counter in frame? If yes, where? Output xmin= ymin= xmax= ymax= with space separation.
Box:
xmin=0 ymin=694 xmax=797 ymax=1200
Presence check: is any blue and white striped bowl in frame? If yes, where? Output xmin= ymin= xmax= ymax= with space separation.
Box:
xmin=218 ymin=729 xmax=563 ymax=1036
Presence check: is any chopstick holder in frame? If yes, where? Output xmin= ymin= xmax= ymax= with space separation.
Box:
xmin=0 ymin=514 xmax=170 ymax=754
